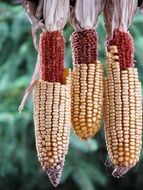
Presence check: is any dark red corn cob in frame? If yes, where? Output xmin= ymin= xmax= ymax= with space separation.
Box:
xmin=71 ymin=29 xmax=98 ymax=64
xmin=109 ymin=29 xmax=134 ymax=70
xmin=40 ymin=31 xmax=65 ymax=82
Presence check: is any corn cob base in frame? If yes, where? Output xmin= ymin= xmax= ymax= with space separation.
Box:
xmin=104 ymin=46 xmax=142 ymax=177
xmin=33 ymin=72 xmax=71 ymax=187
xmin=71 ymin=62 xmax=103 ymax=140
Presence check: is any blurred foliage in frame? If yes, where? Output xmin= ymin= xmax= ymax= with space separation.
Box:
xmin=0 ymin=2 xmax=143 ymax=190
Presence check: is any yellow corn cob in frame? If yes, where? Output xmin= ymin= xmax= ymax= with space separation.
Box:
xmin=104 ymin=46 xmax=142 ymax=177
xmin=33 ymin=70 xmax=71 ymax=187
xmin=71 ymin=61 xmax=103 ymax=140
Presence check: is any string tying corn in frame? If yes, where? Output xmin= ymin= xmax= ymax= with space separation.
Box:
xmin=70 ymin=0 xmax=105 ymax=140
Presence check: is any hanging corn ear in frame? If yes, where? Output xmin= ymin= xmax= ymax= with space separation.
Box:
xmin=104 ymin=45 xmax=142 ymax=177
xmin=71 ymin=30 xmax=103 ymax=140
xmin=70 ymin=0 xmax=105 ymax=140
xmin=71 ymin=30 xmax=104 ymax=140
xmin=33 ymin=30 xmax=71 ymax=187
xmin=20 ymin=0 xmax=71 ymax=187
xmin=103 ymin=0 xmax=142 ymax=177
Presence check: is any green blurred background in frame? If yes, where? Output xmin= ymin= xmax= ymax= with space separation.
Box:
xmin=0 ymin=1 xmax=143 ymax=190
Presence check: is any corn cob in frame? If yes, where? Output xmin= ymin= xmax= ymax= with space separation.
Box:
xmin=21 ymin=1 xmax=71 ymax=187
xmin=104 ymin=45 xmax=142 ymax=177
xmin=70 ymin=0 xmax=105 ymax=139
xmin=33 ymin=31 xmax=71 ymax=187
xmin=71 ymin=29 xmax=103 ymax=140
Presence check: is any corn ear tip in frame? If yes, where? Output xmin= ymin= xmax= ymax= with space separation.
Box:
xmin=112 ymin=166 xmax=132 ymax=178
xmin=46 ymin=158 xmax=65 ymax=187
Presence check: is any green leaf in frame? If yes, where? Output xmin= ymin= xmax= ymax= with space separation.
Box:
xmin=70 ymin=131 xmax=98 ymax=153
